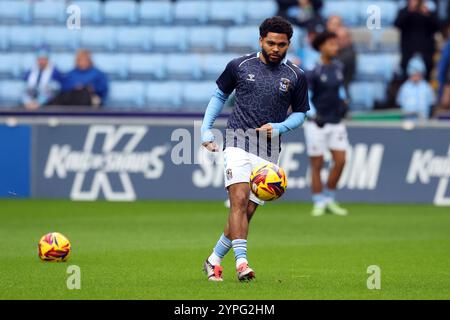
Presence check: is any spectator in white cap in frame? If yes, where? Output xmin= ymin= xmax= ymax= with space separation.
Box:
xmin=22 ymin=46 xmax=64 ymax=110
xmin=396 ymin=55 xmax=436 ymax=118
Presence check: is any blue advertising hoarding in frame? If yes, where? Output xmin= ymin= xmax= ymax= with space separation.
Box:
xmin=0 ymin=125 xmax=30 ymax=198
xmin=30 ymin=123 xmax=450 ymax=205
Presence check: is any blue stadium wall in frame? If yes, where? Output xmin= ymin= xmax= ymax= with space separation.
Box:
xmin=1 ymin=120 xmax=449 ymax=205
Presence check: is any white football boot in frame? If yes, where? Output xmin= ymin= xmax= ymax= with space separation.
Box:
xmin=326 ymin=201 xmax=348 ymax=216
xmin=203 ymin=259 xmax=223 ymax=281
xmin=236 ymin=262 xmax=255 ymax=281
xmin=311 ymin=202 xmax=326 ymax=217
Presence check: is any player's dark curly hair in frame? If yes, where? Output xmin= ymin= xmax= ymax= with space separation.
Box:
xmin=312 ymin=31 xmax=338 ymax=51
xmin=259 ymin=16 xmax=293 ymax=40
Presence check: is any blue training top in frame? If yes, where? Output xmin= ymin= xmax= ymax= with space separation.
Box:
xmin=306 ymin=60 xmax=346 ymax=124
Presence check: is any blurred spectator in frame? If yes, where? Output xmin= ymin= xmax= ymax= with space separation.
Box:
xmin=438 ymin=35 xmax=450 ymax=96
xmin=394 ymin=0 xmax=440 ymax=80
xmin=284 ymin=0 xmax=325 ymax=30
xmin=335 ymin=27 xmax=356 ymax=98
xmin=326 ymin=15 xmax=343 ymax=34
xmin=396 ymin=55 xmax=435 ymax=118
xmin=294 ymin=26 xmax=320 ymax=71
xmin=438 ymin=0 xmax=449 ymax=26
xmin=50 ymin=50 xmax=108 ymax=107
xmin=277 ymin=0 xmax=323 ymax=19
xmin=22 ymin=46 xmax=64 ymax=110
xmin=437 ymin=36 xmax=450 ymax=114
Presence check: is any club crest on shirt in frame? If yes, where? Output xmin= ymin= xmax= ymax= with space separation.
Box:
xmin=279 ymin=78 xmax=290 ymax=92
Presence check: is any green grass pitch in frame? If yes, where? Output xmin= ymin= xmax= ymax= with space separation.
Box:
xmin=1 ymin=200 xmax=450 ymax=300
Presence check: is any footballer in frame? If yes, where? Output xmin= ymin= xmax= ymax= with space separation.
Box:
xmin=200 ymin=16 xmax=310 ymax=281
xmin=304 ymin=31 xmax=349 ymax=217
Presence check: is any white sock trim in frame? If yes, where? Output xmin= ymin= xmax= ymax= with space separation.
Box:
xmin=208 ymin=252 xmax=222 ymax=266
xmin=236 ymin=257 xmax=248 ymax=268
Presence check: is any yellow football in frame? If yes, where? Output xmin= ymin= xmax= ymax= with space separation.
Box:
xmin=250 ymin=163 xmax=287 ymax=201
xmin=38 ymin=232 xmax=71 ymax=262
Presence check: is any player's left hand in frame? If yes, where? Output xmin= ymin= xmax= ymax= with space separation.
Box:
xmin=202 ymin=141 xmax=220 ymax=152
xmin=256 ymin=124 xmax=273 ymax=138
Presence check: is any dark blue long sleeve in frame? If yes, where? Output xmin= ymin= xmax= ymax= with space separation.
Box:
xmin=94 ymin=70 xmax=108 ymax=102
xmin=62 ymin=67 xmax=109 ymax=102
xmin=52 ymin=68 xmax=65 ymax=86
xmin=438 ymin=39 xmax=450 ymax=97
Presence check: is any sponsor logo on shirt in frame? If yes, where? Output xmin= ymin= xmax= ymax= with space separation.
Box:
xmin=247 ymin=74 xmax=255 ymax=82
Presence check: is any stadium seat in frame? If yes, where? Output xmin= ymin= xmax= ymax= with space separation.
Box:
xmin=349 ymin=27 xmax=375 ymax=51
xmin=0 ymin=0 xmax=31 ymax=23
xmin=80 ymin=27 xmax=116 ymax=51
xmin=0 ymin=54 xmax=23 ymax=79
xmin=0 ymin=81 xmax=25 ymax=107
xmin=291 ymin=26 xmax=305 ymax=52
xmin=93 ymin=54 xmax=128 ymax=80
xmin=370 ymin=82 xmax=386 ymax=107
xmin=75 ymin=0 xmax=103 ymax=24
xmin=245 ymin=1 xmax=277 ymax=24
xmin=108 ymin=81 xmax=146 ymax=108
xmin=187 ymin=27 xmax=225 ymax=52
xmin=226 ymin=26 xmax=260 ymax=52
xmin=173 ymin=1 xmax=208 ymax=25
xmin=322 ymin=1 xmax=360 ymax=26
xmin=32 ymin=0 xmax=66 ymax=24
xmin=52 ymin=53 xmax=75 ymax=72
xmin=21 ymin=53 xmax=36 ymax=74
xmin=349 ymin=81 xmax=386 ymax=110
xmin=202 ymin=54 xmax=236 ymax=80
xmin=377 ymin=27 xmax=400 ymax=52
xmin=0 ymin=26 xmax=9 ymax=50
xmin=208 ymin=1 xmax=245 ymax=25
xmin=151 ymin=27 xmax=188 ymax=52
xmin=116 ymin=27 xmax=152 ymax=52
xmin=139 ymin=1 xmax=173 ymax=25
xmin=166 ymin=54 xmax=202 ymax=80
xmin=182 ymin=81 xmax=216 ymax=109
xmin=128 ymin=54 xmax=166 ymax=80
xmin=146 ymin=81 xmax=183 ymax=108
xmin=40 ymin=27 xmax=80 ymax=51
xmin=357 ymin=54 xmax=381 ymax=80
xmin=103 ymin=0 xmax=138 ymax=25
xmin=8 ymin=26 xmax=43 ymax=50
xmin=356 ymin=53 xmax=400 ymax=81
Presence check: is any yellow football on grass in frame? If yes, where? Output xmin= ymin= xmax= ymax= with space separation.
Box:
xmin=38 ymin=232 xmax=71 ymax=262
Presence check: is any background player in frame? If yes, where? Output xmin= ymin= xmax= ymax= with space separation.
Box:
xmin=304 ymin=31 xmax=349 ymax=217
xmin=200 ymin=16 xmax=309 ymax=281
